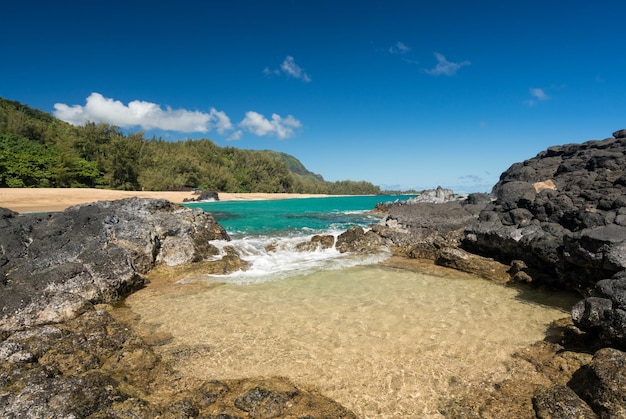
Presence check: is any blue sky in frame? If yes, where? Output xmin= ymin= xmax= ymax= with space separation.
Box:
xmin=2 ymin=1 xmax=625 ymax=192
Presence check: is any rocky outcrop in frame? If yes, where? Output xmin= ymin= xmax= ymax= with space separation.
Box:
xmin=368 ymin=130 xmax=626 ymax=417
xmin=335 ymin=226 xmax=384 ymax=253
xmin=368 ymin=193 xmax=508 ymax=280
xmin=183 ymin=189 xmax=220 ymax=202
xmin=0 ymin=198 xmax=231 ymax=336
xmin=409 ymin=186 xmax=457 ymax=203
xmin=462 ymin=133 xmax=626 ymax=293
xmin=0 ymin=198 xmax=356 ymax=417
xmin=458 ymin=132 xmax=626 ymax=354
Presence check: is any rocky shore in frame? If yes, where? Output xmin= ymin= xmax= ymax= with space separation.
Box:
xmin=365 ymin=129 xmax=626 ymax=417
xmin=2 ymin=129 xmax=626 ymax=417
xmin=0 ymin=198 xmax=355 ymax=417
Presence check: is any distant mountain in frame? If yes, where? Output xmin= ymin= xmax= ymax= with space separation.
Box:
xmin=263 ymin=150 xmax=325 ymax=183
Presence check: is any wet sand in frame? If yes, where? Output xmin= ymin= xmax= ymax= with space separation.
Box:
xmin=0 ymin=188 xmax=330 ymax=213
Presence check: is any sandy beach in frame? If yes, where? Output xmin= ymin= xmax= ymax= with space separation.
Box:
xmin=0 ymin=188 xmax=330 ymax=213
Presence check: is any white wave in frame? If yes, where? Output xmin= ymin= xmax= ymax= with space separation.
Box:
xmin=178 ymin=230 xmax=390 ymax=285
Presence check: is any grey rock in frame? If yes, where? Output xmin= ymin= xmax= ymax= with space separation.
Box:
xmin=409 ymin=186 xmax=456 ymax=203
xmin=495 ymin=180 xmax=537 ymax=211
xmin=569 ymin=348 xmax=626 ymax=418
xmin=0 ymin=198 xmax=230 ymax=336
xmin=533 ymin=385 xmax=597 ymax=419
xmin=335 ymin=226 xmax=384 ymax=253
xmin=613 ymin=129 xmax=626 ymax=139
xmin=295 ymin=234 xmax=335 ymax=252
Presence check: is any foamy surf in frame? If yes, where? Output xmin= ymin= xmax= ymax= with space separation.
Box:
xmin=179 ymin=196 xmax=417 ymax=284
xmin=178 ymin=230 xmax=391 ymax=285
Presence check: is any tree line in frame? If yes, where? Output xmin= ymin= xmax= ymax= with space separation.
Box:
xmin=0 ymin=97 xmax=380 ymax=195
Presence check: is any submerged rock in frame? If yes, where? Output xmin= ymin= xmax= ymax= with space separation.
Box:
xmin=0 ymin=305 xmax=356 ymax=418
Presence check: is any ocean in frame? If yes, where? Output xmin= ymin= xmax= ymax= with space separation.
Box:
xmin=182 ymin=195 xmax=415 ymax=283
xmin=124 ymin=195 xmax=578 ymax=417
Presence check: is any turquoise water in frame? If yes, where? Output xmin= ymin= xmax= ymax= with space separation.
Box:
xmin=182 ymin=195 xmax=415 ymax=283
xmin=185 ymin=195 xmax=415 ymax=237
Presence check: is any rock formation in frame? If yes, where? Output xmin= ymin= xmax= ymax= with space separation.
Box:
xmin=368 ymin=129 xmax=626 ymax=417
xmin=183 ymin=189 xmax=220 ymax=202
xmin=0 ymin=198 xmax=355 ymax=417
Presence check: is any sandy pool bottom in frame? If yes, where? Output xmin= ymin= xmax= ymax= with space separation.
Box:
xmin=123 ymin=263 xmax=576 ymax=417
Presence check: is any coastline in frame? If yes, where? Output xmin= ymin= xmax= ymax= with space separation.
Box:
xmin=0 ymin=188 xmax=331 ymax=213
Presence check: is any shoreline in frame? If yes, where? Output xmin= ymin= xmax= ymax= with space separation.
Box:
xmin=0 ymin=188 xmax=332 ymax=213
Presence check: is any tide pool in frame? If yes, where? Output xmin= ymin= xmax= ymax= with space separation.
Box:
xmin=122 ymin=193 xmax=578 ymax=417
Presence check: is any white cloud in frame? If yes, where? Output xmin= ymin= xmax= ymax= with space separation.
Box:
xmin=53 ymin=92 xmax=304 ymax=140
xmin=227 ymin=130 xmax=243 ymax=141
xmin=263 ymin=67 xmax=280 ymax=76
xmin=265 ymin=56 xmax=311 ymax=82
xmin=53 ymin=92 xmax=233 ymax=133
xmin=240 ymin=111 xmax=302 ymax=139
xmin=389 ymin=41 xmax=410 ymax=54
xmin=525 ymin=88 xmax=550 ymax=106
xmin=425 ymin=53 xmax=470 ymax=76
xmin=530 ymin=88 xmax=549 ymax=101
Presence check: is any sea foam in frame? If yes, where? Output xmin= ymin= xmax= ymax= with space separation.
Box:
xmin=179 ymin=229 xmax=390 ymax=285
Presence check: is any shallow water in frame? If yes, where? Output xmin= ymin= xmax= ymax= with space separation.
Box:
xmin=124 ymin=263 xmax=576 ymax=418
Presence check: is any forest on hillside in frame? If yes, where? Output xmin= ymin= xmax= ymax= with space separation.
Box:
xmin=0 ymin=97 xmax=380 ymax=194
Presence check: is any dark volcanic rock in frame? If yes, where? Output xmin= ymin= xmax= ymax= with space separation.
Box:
xmin=533 ymin=385 xmax=597 ymax=419
xmin=613 ymin=129 xmax=626 ymax=139
xmin=463 ymin=134 xmax=626 ymax=294
xmin=366 ymin=131 xmax=626 ymax=416
xmin=184 ymin=189 xmax=220 ymax=202
xmin=0 ymin=198 xmax=230 ymax=336
xmin=569 ymin=347 xmax=626 ymax=418
xmin=369 ymin=196 xmax=495 ymax=276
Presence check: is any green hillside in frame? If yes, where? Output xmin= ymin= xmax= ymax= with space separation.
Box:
xmin=0 ymin=97 xmax=380 ymax=194
xmin=263 ymin=150 xmax=325 ymax=183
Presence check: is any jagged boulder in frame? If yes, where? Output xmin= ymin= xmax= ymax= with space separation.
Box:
xmin=533 ymin=385 xmax=597 ymax=419
xmin=335 ymin=226 xmax=384 ymax=253
xmin=569 ymin=347 xmax=626 ymax=418
xmin=184 ymin=189 xmax=220 ymax=202
xmin=410 ymin=186 xmax=456 ymax=203
xmin=295 ymin=234 xmax=335 ymax=252
xmin=463 ymin=133 xmax=626 ymax=294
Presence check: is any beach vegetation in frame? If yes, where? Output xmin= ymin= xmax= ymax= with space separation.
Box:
xmin=0 ymin=97 xmax=380 ymax=194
